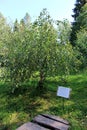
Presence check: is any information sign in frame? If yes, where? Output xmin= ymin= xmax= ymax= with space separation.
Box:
xmin=57 ymin=86 xmax=71 ymax=99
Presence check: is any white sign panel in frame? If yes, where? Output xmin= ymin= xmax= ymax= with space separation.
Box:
xmin=57 ymin=86 xmax=71 ymax=99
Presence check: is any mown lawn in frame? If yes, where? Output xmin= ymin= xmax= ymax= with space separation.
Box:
xmin=0 ymin=72 xmax=87 ymax=130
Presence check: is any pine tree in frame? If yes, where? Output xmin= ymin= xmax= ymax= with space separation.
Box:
xmin=13 ymin=19 xmax=19 ymax=32
xmin=75 ymin=4 xmax=87 ymax=68
xmin=19 ymin=13 xmax=31 ymax=30
xmin=23 ymin=13 xmax=31 ymax=26
xmin=70 ymin=0 xmax=87 ymax=46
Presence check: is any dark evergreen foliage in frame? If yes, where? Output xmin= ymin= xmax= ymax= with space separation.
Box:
xmin=70 ymin=0 xmax=87 ymax=46
xmin=13 ymin=19 xmax=19 ymax=32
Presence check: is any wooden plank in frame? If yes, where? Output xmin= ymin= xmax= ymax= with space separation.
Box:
xmin=41 ymin=114 xmax=69 ymax=125
xmin=33 ymin=115 xmax=70 ymax=130
xmin=16 ymin=122 xmax=50 ymax=130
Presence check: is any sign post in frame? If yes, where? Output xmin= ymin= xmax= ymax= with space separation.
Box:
xmin=57 ymin=86 xmax=71 ymax=111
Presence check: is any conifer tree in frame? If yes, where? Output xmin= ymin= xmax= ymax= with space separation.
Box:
xmin=70 ymin=0 xmax=87 ymax=46
xmin=13 ymin=19 xmax=19 ymax=32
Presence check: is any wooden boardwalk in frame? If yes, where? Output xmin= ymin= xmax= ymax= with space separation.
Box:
xmin=16 ymin=114 xmax=70 ymax=130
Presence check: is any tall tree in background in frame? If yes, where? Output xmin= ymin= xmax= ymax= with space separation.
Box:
xmin=57 ymin=19 xmax=71 ymax=44
xmin=70 ymin=0 xmax=87 ymax=46
xmin=13 ymin=19 xmax=19 ymax=32
xmin=23 ymin=13 xmax=31 ymax=26
xmin=20 ymin=13 xmax=31 ymax=30
xmin=75 ymin=4 xmax=87 ymax=68
xmin=76 ymin=3 xmax=87 ymax=28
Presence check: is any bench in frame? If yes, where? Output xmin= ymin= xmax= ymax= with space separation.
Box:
xmin=16 ymin=114 xmax=70 ymax=130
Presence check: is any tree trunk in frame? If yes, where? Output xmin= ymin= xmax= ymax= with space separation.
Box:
xmin=38 ymin=71 xmax=44 ymax=90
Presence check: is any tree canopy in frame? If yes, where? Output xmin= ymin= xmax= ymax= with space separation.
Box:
xmin=0 ymin=9 xmax=81 ymax=92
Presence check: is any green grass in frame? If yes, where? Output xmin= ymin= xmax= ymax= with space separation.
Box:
xmin=0 ymin=72 xmax=87 ymax=130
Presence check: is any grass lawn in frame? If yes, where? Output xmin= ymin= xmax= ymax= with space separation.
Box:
xmin=0 ymin=72 xmax=87 ymax=130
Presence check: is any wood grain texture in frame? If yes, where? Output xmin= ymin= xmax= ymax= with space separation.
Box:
xmin=33 ymin=115 xmax=70 ymax=130
xmin=16 ymin=122 xmax=49 ymax=130
xmin=41 ymin=114 xmax=69 ymax=125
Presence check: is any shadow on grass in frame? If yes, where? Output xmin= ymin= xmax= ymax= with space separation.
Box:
xmin=0 ymin=75 xmax=87 ymax=130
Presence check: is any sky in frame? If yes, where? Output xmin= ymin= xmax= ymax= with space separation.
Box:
xmin=0 ymin=0 xmax=76 ymax=23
